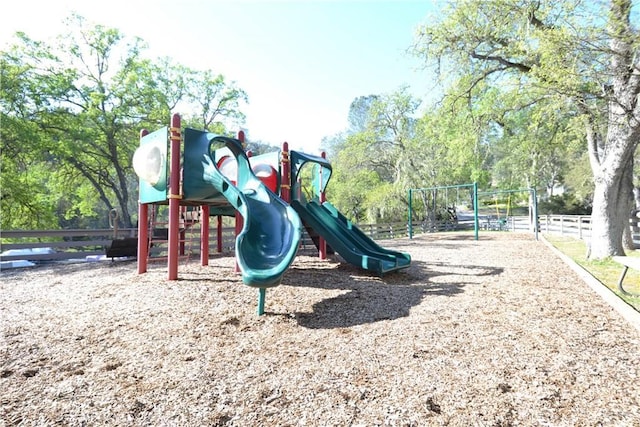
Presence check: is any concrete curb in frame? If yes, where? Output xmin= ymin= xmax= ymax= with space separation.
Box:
xmin=540 ymin=235 xmax=640 ymax=333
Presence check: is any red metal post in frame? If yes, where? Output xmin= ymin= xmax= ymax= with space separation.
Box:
xmin=167 ymin=113 xmax=182 ymax=280
xmin=280 ymin=142 xmax=291 ymax=203
xmin=319 ymin=151 xmax=327 ymax=260
xmin=137 ymin=129 xmax=150 ymax=274
xmin=200 ymin=205 xmax=209 ymax=266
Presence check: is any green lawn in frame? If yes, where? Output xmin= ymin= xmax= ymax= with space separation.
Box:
xmin=544 ymin=234 xmax=640 ymax=312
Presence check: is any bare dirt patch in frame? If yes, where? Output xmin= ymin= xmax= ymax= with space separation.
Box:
xmin=1 ymin=233 xmax=639 ymax=426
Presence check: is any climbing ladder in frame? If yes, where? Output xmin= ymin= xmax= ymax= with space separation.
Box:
xmin=147 ymin=205 xmax=201 ymax=263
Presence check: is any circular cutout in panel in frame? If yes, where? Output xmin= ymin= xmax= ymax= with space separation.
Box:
xmin=253 ymin=163 xmax=278 ymax=192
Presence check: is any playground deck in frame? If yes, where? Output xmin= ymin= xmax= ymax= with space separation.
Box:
xmin=1 ymin=233 xmax=639 ymax=425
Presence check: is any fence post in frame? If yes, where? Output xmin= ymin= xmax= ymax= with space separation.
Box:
xmin=473 ymin=182 xmax=479 ymax=241
xmin=578 ymin=216 xmax=583 ymax=240
xmin=544 ymin=215 xmax=549 ymax=233
xmin=408 ymin=188 xmax=413 ymax=239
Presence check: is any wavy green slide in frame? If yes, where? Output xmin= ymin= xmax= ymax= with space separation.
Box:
xmin=201 ymin=134 xmax=301 ymax=288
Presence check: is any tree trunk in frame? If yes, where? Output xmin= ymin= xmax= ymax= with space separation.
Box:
xmin=622 ymin=222 xmax=635 ymax=251
xmin=622 ymin=161 xmax=635 ymax=251
xmin=589 ymin=185 xmax=626 ymax=258
xmin=588 ymin=137 xmax=635 ymax=259
xmin=587 ymin=0 xmax=640 ymax=259
xmin=586 ymin=0 xmax=639 ymax=259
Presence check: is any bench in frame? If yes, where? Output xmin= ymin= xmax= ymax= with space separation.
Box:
xmin=105 ymin=237 xmax=138 ymax=259
xmin=612 ymin=256 xmax=640 ymax=297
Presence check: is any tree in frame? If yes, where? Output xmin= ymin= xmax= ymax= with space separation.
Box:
xmin=347 ymin=95 xmax=379 ymax=134
xmin=413 ymin=96 xmax=492 ymax=189
xmin=0 ymin=108 xmax=59 ymax=229
xmin=0 ymin=15 xmax=247 ymax=229
xmin=328 ymin=88 xmax=422 ymax=222
xmin=490 ymin=99 xmax=585 ymax=194
xmin=330 ymin=87 xmax=491 ymax=223
xmin=414 ymin=0 xmax=640 ymax=259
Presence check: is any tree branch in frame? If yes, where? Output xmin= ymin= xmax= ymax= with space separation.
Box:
xmin=470 ymin=51 xmax=532 ymax=73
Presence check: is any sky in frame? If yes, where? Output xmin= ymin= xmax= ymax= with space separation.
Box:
xmin=1 ymin=0 xmax=440 ymax=153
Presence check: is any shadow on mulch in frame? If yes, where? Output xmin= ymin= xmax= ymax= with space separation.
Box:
xmin=280 ymin=258 xmax=503 ymax=329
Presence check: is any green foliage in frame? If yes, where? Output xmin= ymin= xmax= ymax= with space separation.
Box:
xmin=411 ymin=0 xmax=608 ymax=192
xmin=328 ymin=167 xmax=382 ymax=222
xmin=490 ymin=98 xmax=585 ymax=190
xmin=0 ymin=86 xmax=58 ymax=229
xmin=562 ymin=150 xmax=594 ymax=204
xmin=0 ymin=159 xmax=59 ymax=230
xmin=538 ymin=194 xmax=592 ymax=215
xmin=326 ymin=0 xmax=633 ymax=226
xmin=328 ymin=84 xmax=497 ymax=223
xmin=412 ymin=0 xmax=640 ymax=259
xmin=0 ymin=15 xmax=247 ymax=230
xmin=414 ymin=105 xmax=491 ymax=188
xmin=363 ymin=182 xmax=406 ymax=223
xmin=328 ymin=87 xmax=422 ymax=222
xmin=244 ymin=139 xmax=281 ymax=157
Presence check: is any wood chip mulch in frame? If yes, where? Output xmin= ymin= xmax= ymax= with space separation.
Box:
xmin=1 ymin=232 xmax=639 ymax=426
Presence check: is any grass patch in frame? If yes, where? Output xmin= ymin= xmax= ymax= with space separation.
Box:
xmin=543 ymin=234 xmax=640 ymax=312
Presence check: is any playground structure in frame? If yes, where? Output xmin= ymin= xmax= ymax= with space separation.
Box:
xmin=408 ymin=184 xmax=539 ymax=240
xmin=133 ymin=113 xmax=411 ymax=314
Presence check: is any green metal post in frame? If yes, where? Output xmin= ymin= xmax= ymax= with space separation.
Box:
xmin=257 ymin=288 xmax=266 ymax=315
xmin=408 ymin=189 xmax=413 ymax=239
xmin=473 ymin=182 xmax=479 ymax=241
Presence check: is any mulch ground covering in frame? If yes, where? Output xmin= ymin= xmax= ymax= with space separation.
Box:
xmin=1 ymin=233 xmax=639 ymax=426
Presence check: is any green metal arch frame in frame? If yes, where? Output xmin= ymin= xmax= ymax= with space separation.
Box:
xmin=408 ymin=183 xmax=479 ymax=240
xmin=407 ymin=184 xmax=539 ymax=241
xmin=477 ymin=187 xmax=539 ymax=240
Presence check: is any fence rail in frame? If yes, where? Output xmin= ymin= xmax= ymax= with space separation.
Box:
xmin=1 ymin=229 xmax=138 ymax=262
xmin=6 ymin=215 xmax=630 ymax=266
xmin=475 ymin=213 xmax=637 ymax=242
xmin=0 ymin=220 xmax=411 ymax=265
xmin=538 ymin=215 xmax=592 ymax=239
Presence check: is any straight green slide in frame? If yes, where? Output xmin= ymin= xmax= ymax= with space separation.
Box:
xmin=291 ymin=198 xmax=411 ymax=276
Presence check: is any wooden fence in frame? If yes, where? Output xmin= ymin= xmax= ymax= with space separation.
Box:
xmin=1 ymin=228 xmax=140 ymax=263
xmin=7 ymin=214 xmax=635 ymax=266
xmin=0 ymin=220 xmax=411 ymax=264
xmin=478 ymin=213 xmax=639 ymax=242
xmin=538 ymin=215 xmax=592 ymax=240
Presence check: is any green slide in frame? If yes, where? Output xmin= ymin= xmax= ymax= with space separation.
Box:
xmin=200 ymin=133 xmax=301 ymax=288
xmin=291 ymin=150 xmax=411 ymax=276
xmin=288 ymin=150 xmax=410 ymax=276
xmin=291 ymin=198 xmax=411 ymax=275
